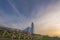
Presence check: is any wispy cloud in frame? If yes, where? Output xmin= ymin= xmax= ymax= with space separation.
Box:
xmin=7 ymin=0 xmax=22 ymax=17
xmin=0 ymin=0 xmax=60 ymax=36
xmin=34 ymin=0 xmax=60 ymax=36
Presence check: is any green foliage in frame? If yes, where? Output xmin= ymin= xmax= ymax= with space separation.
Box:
xmin=0 ymin=26 xmax=60 ymax=40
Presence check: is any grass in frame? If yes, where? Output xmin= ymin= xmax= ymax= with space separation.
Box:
xmin=0 ymin=26 xmax=60 ymax=40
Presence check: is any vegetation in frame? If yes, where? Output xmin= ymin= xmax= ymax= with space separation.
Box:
xmin=0 ymin=26 xmax=60 ymax=40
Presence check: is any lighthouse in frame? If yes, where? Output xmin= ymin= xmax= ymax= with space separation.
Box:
xmin=23 ymin=22 xmax=34 ymax=34
xmin=31 ymin=22 xmax=34 ymax=34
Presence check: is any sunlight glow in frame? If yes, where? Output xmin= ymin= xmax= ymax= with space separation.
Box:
xmin=35 ymin=1 xmax=60 ymax=37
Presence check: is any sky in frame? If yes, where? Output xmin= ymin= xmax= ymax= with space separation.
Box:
xmin=0 ymin=0 xmax=60 ymax=37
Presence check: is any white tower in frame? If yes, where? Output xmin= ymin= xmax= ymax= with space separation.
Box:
xmin=31 ymin=22 xmax=34 ymax=34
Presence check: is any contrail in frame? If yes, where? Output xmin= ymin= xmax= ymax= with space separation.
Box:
xmin=7 ymin=0 xmax=22 ymax=17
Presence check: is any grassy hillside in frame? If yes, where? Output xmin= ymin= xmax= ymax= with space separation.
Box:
xmin=0 ymin=26 xmax=60 ymax=40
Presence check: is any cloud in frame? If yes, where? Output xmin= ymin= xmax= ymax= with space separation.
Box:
xmin=6 ymin=0 xmax=38 ymax=29
xmin=33 ymin=0 xmax=60 ymax=36
xmin=1 ymin=0 xmax=60 ymax=37
xmin=0 ymin=9 xmax=8 ymax=26
xmin=7 ymin=0 xmax=22 ymax=17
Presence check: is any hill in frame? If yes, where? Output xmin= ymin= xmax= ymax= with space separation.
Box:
xmin=0 ymin=26 xmax=60 ymax=40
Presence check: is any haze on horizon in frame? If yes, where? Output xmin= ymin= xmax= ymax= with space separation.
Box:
xmin=0 ymin=0 xmax=60 ymax=37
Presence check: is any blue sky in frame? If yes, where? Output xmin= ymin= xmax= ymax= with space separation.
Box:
xmin=0 ymin=0 xmax=60 ymax=36
xmin=0 ymin=0 xmax=51 ymax=29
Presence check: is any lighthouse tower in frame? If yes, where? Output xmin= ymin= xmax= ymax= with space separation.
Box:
xmin=31 ymin=22 xmax=34 ymax=34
